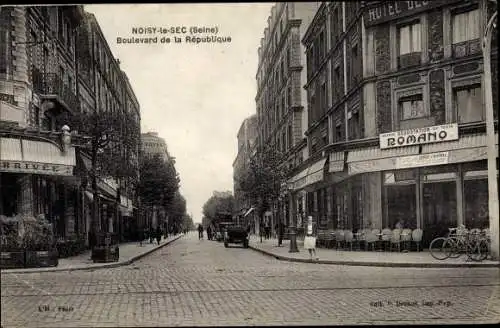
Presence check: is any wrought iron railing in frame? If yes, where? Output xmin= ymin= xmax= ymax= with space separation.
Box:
xmin=31 ymin=67 xmax=80 ymax=112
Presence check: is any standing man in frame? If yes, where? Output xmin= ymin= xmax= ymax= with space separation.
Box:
xmin=198 ymin=224 xmax=204 ymax=240
xmin=206 ymin=225 xmax=212 ymax=240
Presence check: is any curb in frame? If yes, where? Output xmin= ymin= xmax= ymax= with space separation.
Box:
xmin=1 ymin=234 xmax=183 ymax=274
xmin=249 ymin=244 xmax=500 ymax=268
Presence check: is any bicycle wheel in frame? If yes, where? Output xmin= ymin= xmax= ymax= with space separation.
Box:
xmin=468 ymin=239 xmax=489 ymax=262
xmin=444 ymin=237 xmax=462 ymax=258
xmin=429 ymin=237 xmax=451 ymax=260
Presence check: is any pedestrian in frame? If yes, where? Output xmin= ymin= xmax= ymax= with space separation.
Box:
xmin=155 ymin=226 xmax=162 ymax=245
xmin=278 ymin=220 xmax=284 ymax=247
xmin=198 ymin=224 xmax=203 ymax=240
xmin=138 ymin=227 xmax=144 ymax=247
xmin=304 ymin=216 xmax=318 ymax=261
xmin=207 ymin=225 xmax=212 ymax=240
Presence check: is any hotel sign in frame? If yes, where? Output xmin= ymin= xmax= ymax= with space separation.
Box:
xmin=0 ymin=161 xmax=74 ymax=176
xmin=363 ymin=1 xmax=451 ymax=27
xmin=396 ymin=151 xmax=449 ymax=169
xmin=379 ymin=123 xmax=459 ymax=149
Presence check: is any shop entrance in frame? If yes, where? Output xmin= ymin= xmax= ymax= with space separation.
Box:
xmin=422 ymin=180 xmax=457 ymax=247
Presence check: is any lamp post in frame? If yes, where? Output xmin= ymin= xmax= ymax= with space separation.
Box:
xmin=482 ymin=0 xmax=499 ymax=260
xmin=285 ymin=183 xmax=299 ymax=253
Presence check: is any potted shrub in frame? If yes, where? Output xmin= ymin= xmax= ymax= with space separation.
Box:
xmin=0 ymin=215 xmax=25 ymax=269
xmin=22 ymin=215 xmax=58 ymax=268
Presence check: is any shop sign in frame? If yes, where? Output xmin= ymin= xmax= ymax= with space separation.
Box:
xmin=380 ymin=123 xmax=458 ymax=149
xmin=0 ymin=160 xmax=74 ymax=176
xmin=396 ymin=151 xmax=449 ymax=169
xmin=363 ymin=1 xmax=451 ymax=27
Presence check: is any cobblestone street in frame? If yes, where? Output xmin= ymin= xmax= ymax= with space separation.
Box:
xmin=1 ymin=232 xmax=499 ymax=327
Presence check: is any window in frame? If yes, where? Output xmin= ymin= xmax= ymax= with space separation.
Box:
xmin=454 ymin=84 xmax=484 ymax=123
xmin=319 ymin=31 xmax=325 ymax=60
xmin=0 ymin=27 xmax=8 ymax=74
xmin=320 ymin=82 xmax=327 ymax=115
xmin=288 ymin=124 xmax=293 ymax=148
xmin=398 ymin=22 xmax=421 ymax=55
xmin=351 ymin=44 xmax=359 ymax=82
xmin=399 ymin=94 xmax=425 ymax=120
xmin=287 ymin=87 xmax=291 ymax=107
xmin=287 ymin=47 xmax=291 ymax=68
xmin=452 ymin=9 xmax=480 ymax=44
xmin=335 ymin=121 xmax=343 ymax=142
xmin=348 ymin=110 xmax=360 ymax=140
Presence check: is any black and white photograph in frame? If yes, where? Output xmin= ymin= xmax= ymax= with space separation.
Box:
xmin=0 ymin=1 xmax=499 ymax=327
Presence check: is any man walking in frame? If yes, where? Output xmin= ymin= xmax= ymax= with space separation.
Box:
xmin=207 ymin=225 xmax=212 ymax=240
xmin=198 ymin=224 xmax=204 ymax=240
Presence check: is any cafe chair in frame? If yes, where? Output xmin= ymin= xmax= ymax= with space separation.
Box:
xmin=400 ymin=229 xmax=412 ymax=251
xmin=381 ymin=228 xmax=392 ymax=251
xmin=344 ymin=230 xmax=354 ymax=251
xmin=390 ymin=229 xmax=402 ymax=252
xmin=411 ymin=229 xmax=423 ymax=251
xmin=365 ymin=230 xmax=378 ymax=251
xmin=335 ymin=230 xmax=345 ymax=250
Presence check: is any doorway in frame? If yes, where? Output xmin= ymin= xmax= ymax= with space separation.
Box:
xmin=422 ymin=181 xmax=457 ymax=247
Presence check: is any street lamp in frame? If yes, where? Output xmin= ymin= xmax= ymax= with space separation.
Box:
xmin=283 ymin=182 xmax=299 ymax=253
xmin=482 ymin=0 xmax=499 ymax=260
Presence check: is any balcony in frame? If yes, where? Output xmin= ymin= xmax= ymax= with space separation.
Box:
xmin=32 ymin=68 xmax=80 ymax=113
xmin=398 ymin=52 xmax=422 ymax=70
xmin=452 ymin=39 xmax=482 ymax=59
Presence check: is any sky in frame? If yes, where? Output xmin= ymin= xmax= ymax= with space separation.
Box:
xmin=85 ymin=4 xmax=273 ymax=224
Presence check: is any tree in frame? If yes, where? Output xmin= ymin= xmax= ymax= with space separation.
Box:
xmin=167 ymin=191 xmax=187 ymax=233
xmin=237 ymin=145 xmax=289 ymax=225
xmin=181 ymin=213 xmax=195 ymax=231
xmin=138 ymin=154 xmax=180 ymax=211
xmin=67 ymin=109 xmax=140 ymax=238
xmin=202 ymin=191 xmax=235 ymax=227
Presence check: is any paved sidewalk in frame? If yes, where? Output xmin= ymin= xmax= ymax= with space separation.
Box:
xmin=1 ymin=234 xmax=183 ymax=274
xmin=249 ymin=236 xmax=500 ymax=268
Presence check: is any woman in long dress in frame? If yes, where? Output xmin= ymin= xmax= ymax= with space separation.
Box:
xmin=304 ymin=216 xmax=318 ymax=260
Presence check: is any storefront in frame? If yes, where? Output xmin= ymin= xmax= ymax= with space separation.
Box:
xmin=347 ymin=123 xmax=498 ymax=247
xmin=0 ymin=134 xmax=81 ymax=239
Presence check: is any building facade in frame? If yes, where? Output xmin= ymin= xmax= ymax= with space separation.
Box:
xmin=232 ymin=114 xmax=258 ymax=229
xmin=141 ymin=131 xmax=171 ymax=162
xmin=0 ymin=6 xmax=86 ymax=241
xmin=290 ymin=0 xmax=498 ymax=247
xmin=0 ymin=6 xmax=142 ymax=249
xmin=255 ymin=2 xmax=321 ymax=234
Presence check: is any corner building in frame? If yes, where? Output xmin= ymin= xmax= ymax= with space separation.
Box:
xmin=294 ymin=0 xmax=498 ymax=247
xmin=255 ymin=2 xmax=321 ymax=234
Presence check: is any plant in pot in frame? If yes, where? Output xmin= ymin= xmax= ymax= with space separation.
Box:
xmin=0 ymin=215 xmax=25 ymax=268
xmin=22 ymin=215 xmax=58 ymax=268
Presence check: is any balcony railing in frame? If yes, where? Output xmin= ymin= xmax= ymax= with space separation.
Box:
xmin=452 ymin=39 xmax=482 ymax=59
xmin=398 ymin=52 xmax=422 ymax=69
xmin=32 ymin=67 xmax=80 ymax=113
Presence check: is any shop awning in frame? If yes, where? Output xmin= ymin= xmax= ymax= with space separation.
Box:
xmin=290 ymin=157 xmax=327 ymax=190
xmin=307 ymin=158 xmax=327 ymax=185
xmin=347 ymin=133 xmax=498 ymax=174
xmin=347 ymin=145 xmax=419 ymax=174
xmin=328 ymin=152 xmax=345 ymax=172
xmin=0 ymin=137 xmax=76 ymax=176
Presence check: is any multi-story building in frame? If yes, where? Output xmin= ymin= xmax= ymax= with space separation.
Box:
xmin=77 ymin=12 xmax=141 ymax=242
xmin=255 ymin=2 xmax=321 ymax=233
xmin=141 ymin=131 xmax=171 ymax=162
xmin=0 ymin=6 xmax=142 ymax=248
xmin=232 ymin=114 xmax=258 ymax=228
xmin=294 ymin=0 xmax=498 ymax=247
xmin=0 ymin=6 xmax=86 ymax=240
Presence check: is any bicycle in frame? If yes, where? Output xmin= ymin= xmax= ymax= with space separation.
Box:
xmin=444 ymin=229 xmax=489 ymax=262
xmin=429 ymin=227 xmax=466 ymax=260
xmin=429 ymin=226 xmax=490 ymax=261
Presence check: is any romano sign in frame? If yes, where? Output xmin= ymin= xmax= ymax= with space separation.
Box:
xmin=363 ymin=1 xmax=457 ymax=27
xmin=379 ymin=123 xmax=459 ymax=149
xmin=0 ymin=161 xmax=74 ymax=176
